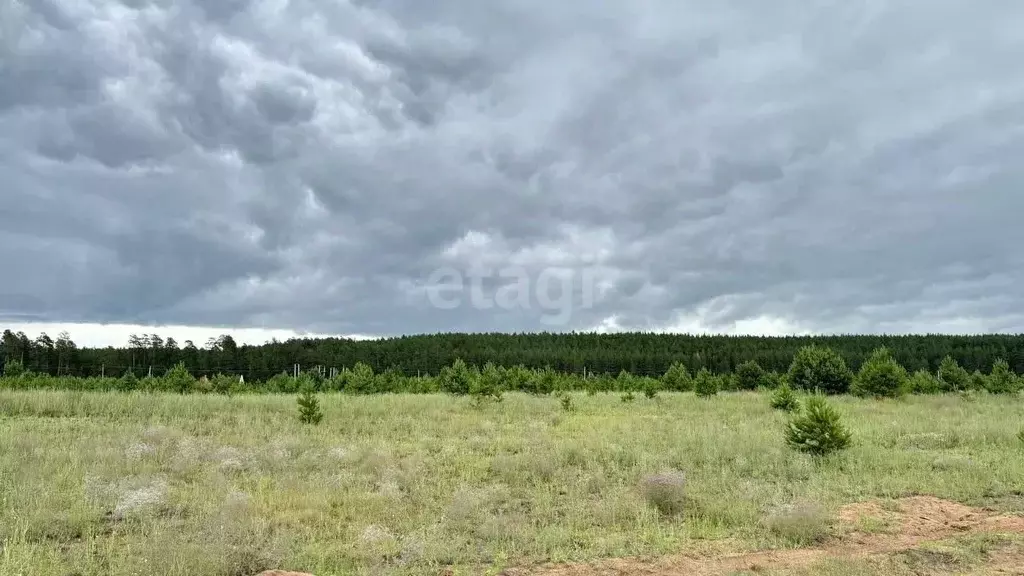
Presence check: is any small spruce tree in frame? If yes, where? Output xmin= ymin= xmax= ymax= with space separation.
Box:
xmin=641 ymin=377 xmax=661 ymax=399
xmin=163 ymin=362 xmax=196 ymax=394
xmin=770 ymin=381 xmax=800 ymax=412
xmin=937 ymin=356 xmax=970 ymax=392
xmin=969 ymin=370 xmax=989 ymax=391
xmin=986 ymin=359 xmax=1022 ymax=394
xmin=907 ymin=369 xmax=941 ymax=394
xmin=471 ymin=362 xmax=505 ymax=404
xmin=785 ymin=395 xmax=852 ymax=456
xmin=787 ymin=345 xmax=853 ymax=394
xmin=117 ymin=369 xmax=139 ymax=392
xmin=438 ymin=358 xmax=474 ymax=396
xmin=851 ymin=347 xmax=908 ymax=398
xmin=661 ymin=362 xmax=693 ymax=392
xmin=297 ymin=383 xmax=323 ymax=425
xmin=693 ymin=367 xmax=719 ymax=398
xmin=736 ymin=360 xmax=767 ymax=390
xmin=346 ymin=362 xmax=377 ymax=394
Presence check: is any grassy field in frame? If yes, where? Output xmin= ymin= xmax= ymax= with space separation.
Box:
xmin=1 ymin=390 xmax=1022 ymax=575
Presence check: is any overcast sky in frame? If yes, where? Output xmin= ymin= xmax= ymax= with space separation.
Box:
xmin=3 ymin=0 xmax=1024 ymax=348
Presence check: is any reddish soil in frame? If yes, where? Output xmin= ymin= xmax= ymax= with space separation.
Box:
xmin=497 ymin=496 xmax=1024 ymax=576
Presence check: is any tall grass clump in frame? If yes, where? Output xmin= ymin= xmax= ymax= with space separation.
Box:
xmin=762 ymin=501 xmax=833 ymax=546
xmin=639 ymin=470 xmax=687 ymax=516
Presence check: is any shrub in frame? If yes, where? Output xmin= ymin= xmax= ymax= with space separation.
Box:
xmin=639 ymin=470 xmax=686 ymax=516
xmin=770 ymin=381 xmax=800 ymax=412
xmin=345 ymin=362 xmax=377 ymax=394
xmin=116 ymin=369 xmax=139 ymax=392
xmin=376 ymin=367 xmax=404 ymax=393
xmin=986 ymin=359 xmax=1022 ymax=394
xmin=762 ymin=501 xmax=832 ymax=545
xmin=787 ymin=345 xmax=853 ymax=394
xmin=969 ymin=370 xmax=989 ymax=391
xmin=937 ymin=356 xmax=970 ymax=392
xmin=851 ymin=347 xmax=908 ymax=398
xmin=471 ymin=362 xmax=504 ymax=404
xmin=661 ymin=362 xmax=693 ymax=392
xmin=526 ymin=366 xmax=558 ymax=395
xmin=641 ymin=377 xmax=661 ymax=399
xmin=620 ymin=390 xmax=635 ymax=403
xmin=438 ymin=358 xmax=474 ymax=396
xmin=297 ymin=383 xmax=323 ymax=425
xmin=693 ymin=368 xmax=719 ymax=398
xmin=163 ymin=362 xmax=196 ymax=394
xmin=615 ymin=369 xmax=637 ymax=394
xmin=266 ymin=372 xmax=297 ymax=394
xmin=736 ymin=360 xmax=767 ymax=390
xmin=559 ymin=393 xmax=575 ymax=412
xmin=785 ymin=395 xmax=852 ymax=456
xmin=504 ymin=365 xmax=532 ymax=391
xmin=762 ymin=370 xmax=786 ymax=390
xmin=209 ymin=373 xmax=237 ymax=395
xmin=907 ymin=369 xmax=942 ymax=394
xmin=2 ymin=359 xmax=26 ymax=377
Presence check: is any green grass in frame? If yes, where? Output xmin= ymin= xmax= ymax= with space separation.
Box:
xmin=0 ymin=390 xmax=1022 ymax=575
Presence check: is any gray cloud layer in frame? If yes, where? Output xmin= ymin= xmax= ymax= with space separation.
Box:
xmin=3 ymin=0 xmax=1024 ymax=335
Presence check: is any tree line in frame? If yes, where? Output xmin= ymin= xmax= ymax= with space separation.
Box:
xmin=3 ymin=329 xmax=1024 ymax=381
xmin=1 ymin=343 xmax=1020 ymax=397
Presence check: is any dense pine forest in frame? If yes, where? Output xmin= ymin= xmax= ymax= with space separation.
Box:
xmin=3 ymin=329 xmax=1024 ymax=381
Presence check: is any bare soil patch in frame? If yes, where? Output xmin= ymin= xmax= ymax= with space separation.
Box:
xmin=498 ymin=496 xmax=1024 ymax=576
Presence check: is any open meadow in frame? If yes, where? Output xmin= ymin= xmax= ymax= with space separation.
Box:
xmin=2 ymin=389 xmax=1023 ymax=575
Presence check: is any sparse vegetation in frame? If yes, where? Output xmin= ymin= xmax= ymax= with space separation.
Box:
xmin=2 ymin=389 xmax=1023 ymax=575
xmin=762 ymin=500 xmax=833 ymax=546
xmin=559 ymin=392 xmax=575 ymax=412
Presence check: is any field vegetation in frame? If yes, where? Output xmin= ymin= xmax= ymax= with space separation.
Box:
xmin=2 ymin=385 xmax=1023 ymax=575
xmin=2 ymin=344 xmax=1023 ymax=575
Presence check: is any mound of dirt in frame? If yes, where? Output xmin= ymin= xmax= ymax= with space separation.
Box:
xmin=499 ymin=496 xmax=1024 ymax=576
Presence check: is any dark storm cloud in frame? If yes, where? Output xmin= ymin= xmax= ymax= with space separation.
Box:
xmin=3 ymin=0 xmax=1024 ymax=336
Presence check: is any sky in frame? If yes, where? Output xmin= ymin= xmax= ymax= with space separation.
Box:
xmin=3 ymin=0 xmax=1024 ymax=349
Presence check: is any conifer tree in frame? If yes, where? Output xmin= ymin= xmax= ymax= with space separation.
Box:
xmin=297 ymin=383 xmax=324 ymax=425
